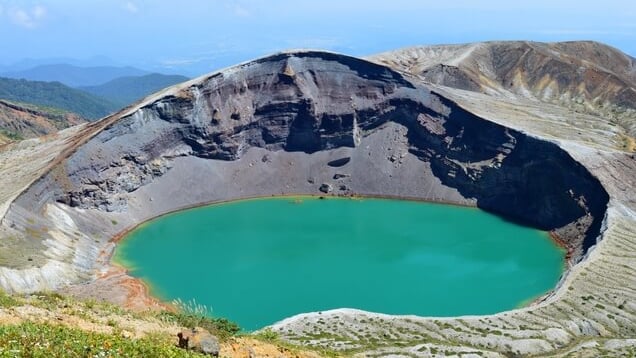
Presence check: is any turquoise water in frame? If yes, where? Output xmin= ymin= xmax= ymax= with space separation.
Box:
xmin=114 ymin=197 xmax=564 ymax=331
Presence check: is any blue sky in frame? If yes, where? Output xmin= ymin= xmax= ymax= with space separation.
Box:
xmin=1 ymin=0 xmax=635 ymax=76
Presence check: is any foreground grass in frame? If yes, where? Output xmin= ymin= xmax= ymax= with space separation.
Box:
xmin=0 ymin=322 xmax=205 ymax=358
xmin=0 ymin=290 xmax=336 ymax=357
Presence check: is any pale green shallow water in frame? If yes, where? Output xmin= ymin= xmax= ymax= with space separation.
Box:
xmin=114 ymin=197 xmax=565 ymax=331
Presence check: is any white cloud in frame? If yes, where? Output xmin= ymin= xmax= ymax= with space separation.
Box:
xmin=123 ymin=1 xmax=139 ymax=14
xmin=232 ymin=4 xmax=250 ymax=17
xmin=33 ymin=5 xmax=46 ymax=19
xmin=8 ymin=5 xmax=47 ymax=29
xmin=161 ymin=58 xmax=203 ymax=67
xmin=224 ymin=2 xmax=251 ymax=18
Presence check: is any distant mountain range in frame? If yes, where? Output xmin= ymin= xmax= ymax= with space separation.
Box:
xmin=0 ymin=77 xmax=118 ymax=120
xmin=0 ymin=56 xmax=122 ymax=73
xmin=0 ymin=64 xmax=190 ymax=140
xmin=80 ymin=73 xmax=189 ymax=107
xmin=1 ymin=64 xmax=149 ymax=87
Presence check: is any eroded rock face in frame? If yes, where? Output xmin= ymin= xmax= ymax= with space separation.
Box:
xmin=0 ymin=99 xmax=85 ymax=142
xmin=53 ymin=52 xmax=416 ymax=211
xmin=371 ymin=41 xmax=636 ymax=139
xmin=3 ymin=50 xmax=608 ymax=290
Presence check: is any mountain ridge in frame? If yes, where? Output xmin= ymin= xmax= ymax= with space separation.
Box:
xmin=370 ymin=40 xmax=636 ymax=138
xmin=0 ymin=77 xmax=118 ymax=120
xmin=80 ymin=73 xmax=190 ymax=107
xmin=1 ymin=64 xmax=149 ymax=87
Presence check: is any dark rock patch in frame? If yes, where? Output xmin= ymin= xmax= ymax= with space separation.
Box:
xmin=333 ymin=173 xmax=350 ymax=180
xmin=327 ymin=157 xmax=351 ymax=167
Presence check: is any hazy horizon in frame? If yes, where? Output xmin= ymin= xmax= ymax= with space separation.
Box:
xmin=1 ymin=0 xmax=635 ymax=76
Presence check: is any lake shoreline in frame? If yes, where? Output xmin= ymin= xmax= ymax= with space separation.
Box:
xmin=106 ymin=194 xmax=566 ymax=329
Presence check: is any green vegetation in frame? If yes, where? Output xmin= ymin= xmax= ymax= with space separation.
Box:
xmin=0 ymin=322 xmax=205 ymax=357
xmin=2 ymin=99 xmax=73 ymax=118
xmin=0 ymin=99 xmax=83 ymax=141
xmin=252 ymin=328 xmax=279 ymax=342
xmin=0 ymin=130 xmax=24 ymax=141
xmin=0 ymin=290 xmax=344 ymax=357
xmin=158 ymin=299 xmax=240 ymax=340
xmin=0 ymin=77 xmax=117 ymax=120
xmin=81 ymin=73 xmax=189 ymax=107
xmin=0 ymin=290 xmax=19 ymax=308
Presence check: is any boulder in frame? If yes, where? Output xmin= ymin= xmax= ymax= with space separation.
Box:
xmin=177 ymin=328 xmax=220 ymax=357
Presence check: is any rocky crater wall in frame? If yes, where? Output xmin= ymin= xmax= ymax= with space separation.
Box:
xmin=1 ymin=51 xmax=609 ymax=293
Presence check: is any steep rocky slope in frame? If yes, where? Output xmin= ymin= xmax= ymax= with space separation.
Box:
xmin=371 ymin=41 xmax=636 ymax=146
xmin=0 ymin=44 xmax=633 ymax=356
xmin=0 ymin=99 xmax=85 ymax=142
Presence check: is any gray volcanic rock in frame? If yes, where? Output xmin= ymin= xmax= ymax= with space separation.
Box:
xmin=8 ymin=50 xmax=607 ymax=268
xmin=61 ymin=54 xmax=608 ymax=253
xmin=319 ymin=183 xmax=332 ymax=193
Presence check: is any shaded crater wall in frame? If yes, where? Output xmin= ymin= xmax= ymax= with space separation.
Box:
xmin=401 ymin=94 xmax=609 ymax=254
xmin=19 ymin=52 xmax=608 ymax=263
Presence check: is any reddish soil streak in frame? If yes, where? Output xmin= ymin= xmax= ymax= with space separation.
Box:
xmin=549 ymin=231 xmax=574 ymax=266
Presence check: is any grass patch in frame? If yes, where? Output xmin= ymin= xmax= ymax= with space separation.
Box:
xmin=30 ymin=291 xmax=66 ymax=310
xmin=0 ymin=290 xmax=20 ymax=308
xmin=252 ymin=328 xmax=279 ymax=342
xmin=0 ymin=130 xmax=24 ymax=141
xmin=157 ymin=299 xmax=240 ymax=341
xmin=0 ymin=322 xmax=205 ymax=357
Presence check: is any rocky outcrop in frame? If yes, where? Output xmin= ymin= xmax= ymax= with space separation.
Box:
xmin=178 ymin=328 xmax=220 ymax=357
xmin=0 ymin=99 xmax=85 ymax=142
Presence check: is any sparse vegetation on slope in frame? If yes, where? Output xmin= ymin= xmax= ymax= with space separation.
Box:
xmin=0 ymin=99 xmax=85 ymax=141
xmin=0 ymin=291 xmax=330 ymax=358
xmin=0 ymin=323 xmax=206 ymax=358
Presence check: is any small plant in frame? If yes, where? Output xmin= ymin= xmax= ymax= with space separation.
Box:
xmin=254 ymin=328 xmax=280 ymax=342
xmin=0 ymin=289 xmax=19 ymax=308
xmin=0 ymin=130 xmax=24 ymax=141
xmin=84 ymin=298 xmax=97 ymax=310
xmin=31 ymin=291 xmax=65 ymax=310
xmin=173 ymin=298 xmax=211 ymax=317
xmin=157 ymin=298 xmax=240 ymax=340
